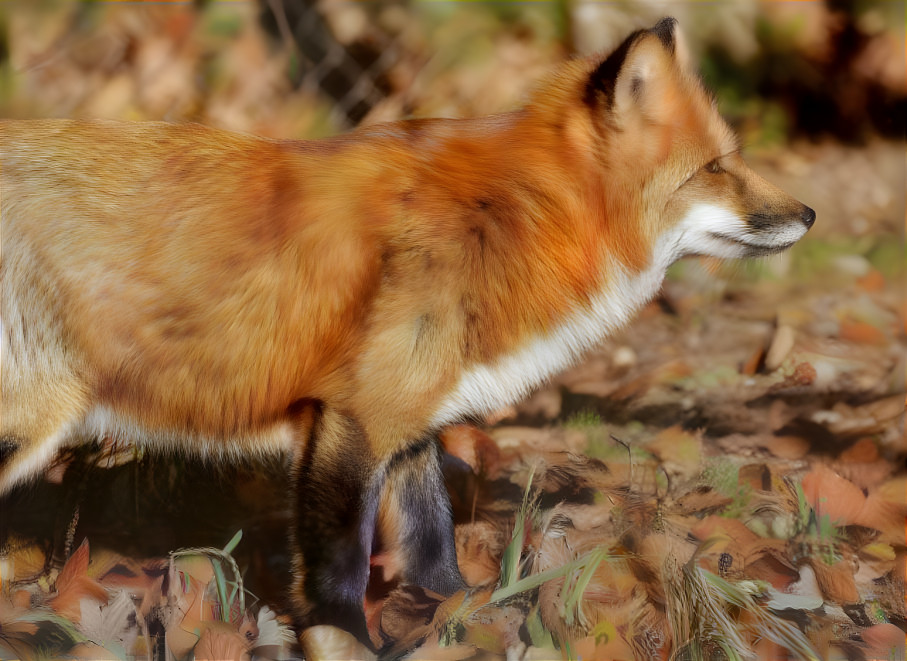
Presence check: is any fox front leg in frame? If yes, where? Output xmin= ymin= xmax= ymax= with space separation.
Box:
xmin=290 ymin=406 xmax=377 ymax=645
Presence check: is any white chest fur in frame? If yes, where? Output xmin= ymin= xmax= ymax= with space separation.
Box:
xmin=430 ymin=249 xmax=672 ymax=428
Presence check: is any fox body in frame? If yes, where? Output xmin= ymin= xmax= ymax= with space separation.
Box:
xmin=1 ymin=18 xmax=813 ymax=645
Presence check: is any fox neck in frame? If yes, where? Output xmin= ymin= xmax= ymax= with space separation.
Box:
xmin=431 ymin=237 xmax=672 ymax=428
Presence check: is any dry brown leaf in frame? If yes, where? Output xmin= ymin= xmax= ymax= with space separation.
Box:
xmin=610 ymin=360 xmax=691 ymax=400
xmin=691 ymin=516 xmax=759 ymax=550
xmin=809 ymin=556 xmax=860 ymax=604
xmin=853 ymin=480 xmax=907 ymax=543
xmin=801 ymin=465 xmax=866 ymax=526
xmin=440 ymin=424 xmax=502 ymax=478
xmin=647 ymin=426 xmax=702 ymax=478
xmin=462 ymin=603 xmax=524 ymax=656
xmin=839 ymin=437 xmax=881 ymax=463
xmin=762 ymin=434 xmax=811 ymax=459
xmin=673 ymin=487 xmax=733 ymax=516
xmin=299 ymin=625 xmax=375 ymax=661
xmin=48 ymin=540 xmax=108 ymax=623
xmin=456 ymin=521 xmax=505 ymax=587
xmin=839 ymin=319 xmax=887 ymax=345
xmin=12 ymin=590 xmax=32 ymax=610
xmin=861 ymin=622 xmax=906 ymax=659
xmin=743 ymin=540 xmax=799 ymax=589
xmin=193 ymin=626 xmax=250 ymax=661
xmin=741 ymin=343 xmax=767 ymax=376
xmin=738 ymin=463 xmax=772 ymax=491
xmin=379 ymin=584 xmax=445 ymax=654
xmin=856 ymin=268 xmax=886 ymax=293
xmin=836 ymin=460 xmax=894 ymax=492
xmin=166 ymin=582 xmax=202 ymax=659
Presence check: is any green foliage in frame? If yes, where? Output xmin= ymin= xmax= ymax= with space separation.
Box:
xmin=794 ymin=484 xmax=844 ymax=565
xmin=170 ymin=530 xmax=246 ymax=623
xmin=565 ymin=409 xmax=602 ymax=430
xmin=498 ymin=468 xmax=538 ymax=589
xmin=700 ymin=458 xmax=751 ymax=519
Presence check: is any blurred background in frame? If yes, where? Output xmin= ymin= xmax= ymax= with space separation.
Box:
xmin=1 ymin=0 xmax=903 ymax=140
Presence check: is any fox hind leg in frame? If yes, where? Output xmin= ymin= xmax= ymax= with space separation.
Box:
xmin=290 ymin=408 xmax=463 ymax=650
xmin=379 ymin=437 xmax=464 ymax=597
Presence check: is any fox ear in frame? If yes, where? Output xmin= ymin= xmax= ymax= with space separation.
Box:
xmin=586 ymin=17 xmax=689 ymax=126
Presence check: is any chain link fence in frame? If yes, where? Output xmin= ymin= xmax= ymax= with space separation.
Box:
xmin=260 ymin=0 xmax=408 ymax=128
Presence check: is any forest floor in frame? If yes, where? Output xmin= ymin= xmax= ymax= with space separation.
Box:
xmin=1 ymin=139 xmax=903 ymax=661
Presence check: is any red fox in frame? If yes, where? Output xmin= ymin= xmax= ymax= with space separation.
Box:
xmin=1 ymin=18 xmax=813 ymax=648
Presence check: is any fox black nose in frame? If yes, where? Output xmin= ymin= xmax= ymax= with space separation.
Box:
xmin=800 ymin=206 xmax=816 ymax=229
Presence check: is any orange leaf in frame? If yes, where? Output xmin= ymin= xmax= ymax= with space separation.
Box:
xmin=440 ymin=425 xmax=501 ymax=477
xmin=856 ymin=268 xmax=885 ymax=292
xmin=194 ymin=626 xmax=251 ymax=661
xmin=861 ymin=623 xmax=906 ymax=659
xmin=809 ymin=557 xmax=859 ymax=603
xmin=48 ymin=540 xmax=108 ymax=623
xmin=839 ymin=437 xmax=880 ymax=463
xmin=801 ymin=465 xmax=866 ymax=526
xmin=839 ymin=320 xmax=886 ymax=345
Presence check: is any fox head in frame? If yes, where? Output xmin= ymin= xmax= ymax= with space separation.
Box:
xmin=539 ymin=17 xmax=815 ymax=272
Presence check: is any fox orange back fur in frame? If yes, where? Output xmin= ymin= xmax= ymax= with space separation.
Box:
xmin=0 ymin=18 xmax=813 ymax=650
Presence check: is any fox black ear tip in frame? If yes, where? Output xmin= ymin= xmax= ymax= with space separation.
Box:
xmin=651 ymin=17 xmax=679 ymax=51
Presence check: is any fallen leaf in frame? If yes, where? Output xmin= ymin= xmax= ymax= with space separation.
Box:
xmin=838 ymin=437 xmax=880 ymax=463
xmin=762 ymin=434 xmax=811 ymax=460
xmin=299 ymin=626 xmax=375 ymax=661
xmin=440 ymin=425 xmax=502 ymax=477
xmin=738 ymin=463 xmax=772 ymax=491
xmin=379 ymin=585 xmax=445 ymax=654
xmin=809 ymin=557 xmax=860 ymax=604
xmin=647 ymin=426 xmax=702 ymax=479
xmin=194 ymin=626 xmax=250 ymax=661
xmin=839 ymin=319 xmax=886 ymax=345
xmin=856 ymin=268 xmax=885 ymax=292
xmin=674 ymin=487 xmax=733 ymax=516
xmin=49 ymin=540 xmax=108 ymax=623
xmin=801 ymin=465 xmax=866 ymax=526
xmin=456 ymin=521 xmax=505 ymax=587
xmin=861 ymin=623 xmax=906 ymax=660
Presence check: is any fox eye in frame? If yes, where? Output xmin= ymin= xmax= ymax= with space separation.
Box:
xmin=704 ymin=159 xmax=724 ymax=174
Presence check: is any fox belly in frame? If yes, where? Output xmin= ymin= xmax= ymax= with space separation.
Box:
xmin=0 ymin=16 xmax=814 ymax=653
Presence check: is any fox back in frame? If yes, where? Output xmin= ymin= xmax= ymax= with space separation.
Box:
xmin=0 ymin=17 xmax=814 ymax=649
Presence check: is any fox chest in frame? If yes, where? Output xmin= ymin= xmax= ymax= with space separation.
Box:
xmin=430 ymin=262 xmax=666 ymax=428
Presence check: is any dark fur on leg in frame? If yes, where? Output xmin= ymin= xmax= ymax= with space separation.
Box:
xmin=381 ymin=437 xmax=464 ymax=597
xmin=290 ymin=405 xmax=376 ymax=647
